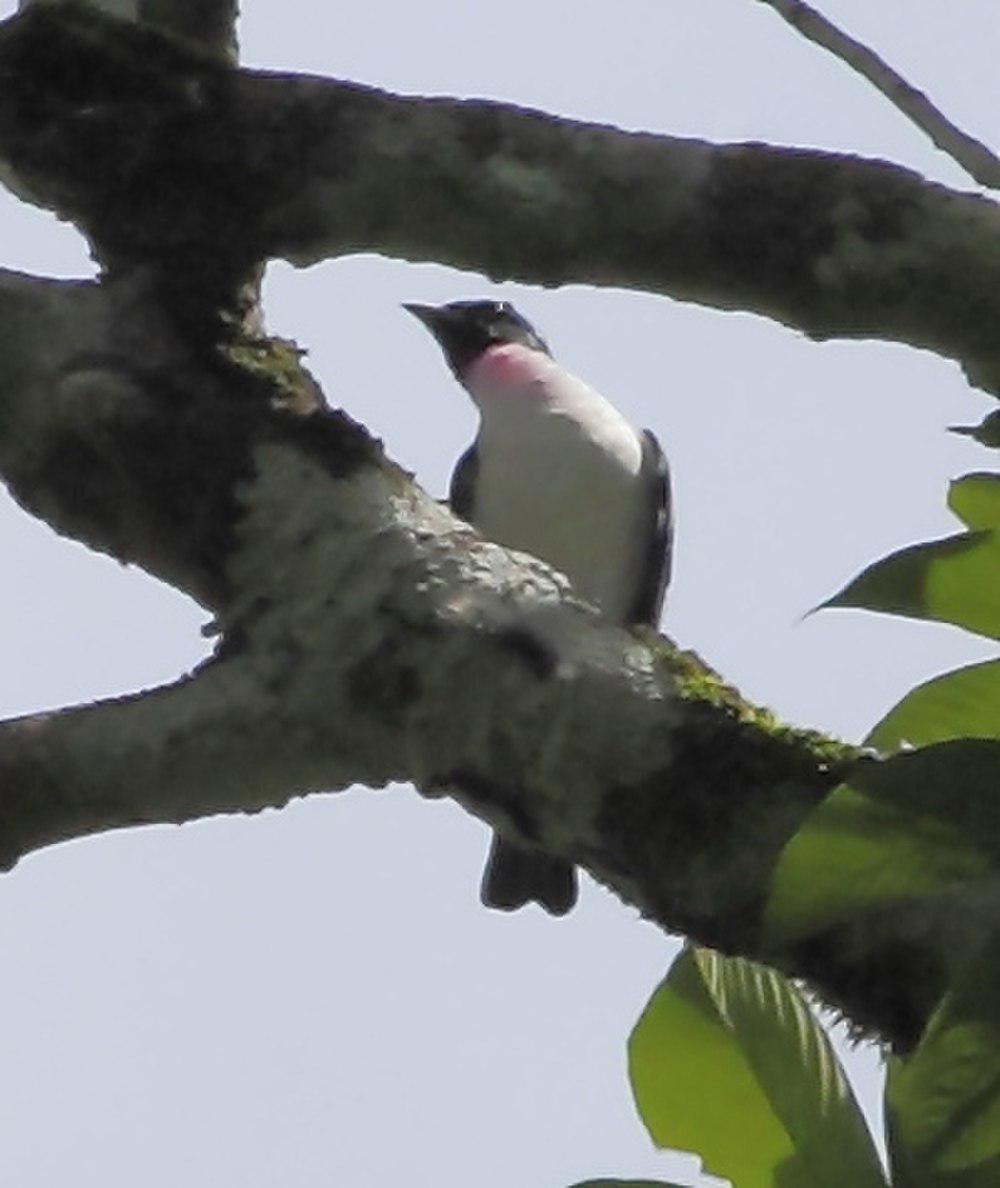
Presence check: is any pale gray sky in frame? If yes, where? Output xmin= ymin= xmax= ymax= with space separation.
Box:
xmin=0 ymin=2 xmax=996 ymax=1185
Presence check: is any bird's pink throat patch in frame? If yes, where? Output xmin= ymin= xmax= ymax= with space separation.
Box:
xmin=464 ymin=343 xmax=546 ymax=392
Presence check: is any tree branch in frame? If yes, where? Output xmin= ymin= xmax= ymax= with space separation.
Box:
xmin=2 ymin=4 xmax=999 ymax=392
xmin=138 ymin=0 xmax=238 ymax=62
xmin=755 ymin=0 xmax=1000 ymax=192
xmin=0 ymin=266 xmax=977 ymax=1050
xmin=0 ymin=268 xmax=278 ymax=608
xmin=20 ymin=0 xmax=239 ymax=60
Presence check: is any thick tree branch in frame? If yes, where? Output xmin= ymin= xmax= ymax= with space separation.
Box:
xmin=20 ymin=0 xmax=238 ymax=58
xmin=1 ymin=4 xmax=999 ymax=393
xmin=0 ymin=268 xmax=280 ymax=607
xmin=755 ymin=0 xmax=1000 ymax=192
xmin=138 ymin=0 xmax=238 ymax=62
xmin=0 ymin=267 xmax=977 ymax=1049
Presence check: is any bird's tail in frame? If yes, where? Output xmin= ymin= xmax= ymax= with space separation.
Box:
xmin=480 ymin=833 xmax=577 ymax=916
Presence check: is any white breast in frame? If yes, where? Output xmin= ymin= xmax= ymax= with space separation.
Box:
xmin=467 ymin=345 xmax=648 ymax=623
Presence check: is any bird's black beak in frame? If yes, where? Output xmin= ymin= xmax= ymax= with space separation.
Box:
xmin=402 ymin=301 xmax=435 ymax=320
xmin=403 ymin=302 xmax=480 ymax=378
xmin=403 ymin=302 xmax=450 ymax=337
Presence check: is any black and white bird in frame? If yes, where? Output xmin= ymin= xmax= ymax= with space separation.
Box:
xmin=405 ymin=299 xmax=673 ymax=915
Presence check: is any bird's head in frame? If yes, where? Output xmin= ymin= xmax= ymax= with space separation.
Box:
xmin=404 ymin=300 xmax=551 ymax=381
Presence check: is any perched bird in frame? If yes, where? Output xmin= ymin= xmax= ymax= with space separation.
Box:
xmin=405 ymin=299 xmax=673 ymax=915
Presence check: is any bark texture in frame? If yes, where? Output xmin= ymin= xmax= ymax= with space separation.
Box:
xmin=1 ymin=4 xmax=999 ymax=389
xmin=0 ymin=265 xmax=961 ymax=1051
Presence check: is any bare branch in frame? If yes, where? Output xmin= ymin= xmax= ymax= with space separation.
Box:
xmin=756 ymin=0 xmax=1000 ymax=192
xmin=2 ymin=5 xmax=999 ymax=393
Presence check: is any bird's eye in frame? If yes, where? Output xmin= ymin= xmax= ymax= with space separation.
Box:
xmin=496 ymin=302 xmax=511 ymax=317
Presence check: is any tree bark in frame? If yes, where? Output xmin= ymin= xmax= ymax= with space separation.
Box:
xmin=0 ymin=263 xmax=963 ymax=1051
xmin=1 ymin=4 xmax=999 ymax=390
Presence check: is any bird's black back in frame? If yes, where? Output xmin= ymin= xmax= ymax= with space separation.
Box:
xmin=627 ymin=429 xmax=673 ymax=626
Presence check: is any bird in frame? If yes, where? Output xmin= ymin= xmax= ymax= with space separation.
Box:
xmin=404 ymin=299 xmax=673 ymax=915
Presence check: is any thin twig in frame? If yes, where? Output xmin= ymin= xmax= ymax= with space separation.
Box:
xmin=756 ymin=0 xmax=1000 ymax=191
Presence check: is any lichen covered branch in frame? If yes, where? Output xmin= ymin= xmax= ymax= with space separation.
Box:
xmin=1 ymin=5 xmax=999 ymax=391
xmin=0 ymin=266 xmax=968 ymax=1048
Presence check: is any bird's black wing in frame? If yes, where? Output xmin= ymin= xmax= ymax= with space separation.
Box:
xmin=449 ymin=442 xmax=479 ymax=521
xmin=627 ymin=429 xmax=673 ymax=627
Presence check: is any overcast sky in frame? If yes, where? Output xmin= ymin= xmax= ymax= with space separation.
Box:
xmin=1 ymin=2 xmax=997 ymax=1185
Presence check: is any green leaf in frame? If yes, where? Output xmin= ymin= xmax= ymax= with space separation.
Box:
xmin=948 ymin=473 xmax=1000 ymax=531
xmin=822 ymin=531 xmax=1000 ymax=641
xmin=887 ymin=942 xmax=1000 ymax=1186
xmin=866 ymin=660 xmax=1000 ymax=752
xmin=628 ymin=947 xmax=885 ymax=1188
xmin=764 ymin=741 xmax=1000 ymax=947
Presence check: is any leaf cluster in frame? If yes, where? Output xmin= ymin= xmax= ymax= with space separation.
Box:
xmin=598 ymin=470 xmax=1000 ymax=1184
